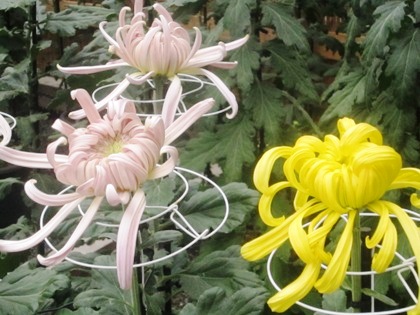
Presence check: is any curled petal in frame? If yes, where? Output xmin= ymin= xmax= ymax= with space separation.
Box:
xmin=38 ymin=196 xmax=103 ymax=266
xmin=253 ymin=146 xmax=293 ymax=192
xmin=258 ymin=182 xmax=290 ymax=226
xmin=389 ymin=168 xmax=420 ymax=190
xmin=191 ymin=68 xmax=238 ymax=119
xmin=148 ymin=146 xmax=178 ymax=180
xmin=25 ymin=179 xmax=80 ymax=206
xmin=268 ymin=261 xmax=321 ymax=313
xmin=0 ymin=112 xmax=13 ymax=145
xmin=116 ymin=189 xmax=146 ymax=289
xmin=0 ymin=146 xmax=64 ymax=169
xmin=71 ymin=89 xmax=101 ymax=124
xmin=0 ymin=197 xmax=84 ymax=252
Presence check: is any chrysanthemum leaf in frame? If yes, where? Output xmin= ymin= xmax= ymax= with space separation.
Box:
xmin=179 ymin=182 xmax=259 ymax=234
xmin=0 ymin=0 xmax=35 ymax=10
xmin=0 ymin=260 xmax=69 ymax=314
xmin=362 ymin=1 xmax=407 ymax=60
xmin=179 ymin=286 xmax=269 ymax=315
xmin=261 ymin=3 xmax=310 ymax=52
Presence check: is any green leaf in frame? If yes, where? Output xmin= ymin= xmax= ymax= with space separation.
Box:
xmin=179 ymin=246 xmax=264 ymax=300
xmin=0 ymin=0 xmax=35 ymax=11
xmin=261 ymin=3 xmax=310 ymax=52
xmin=181 ymin=116 xmax=255 ymax=181
xmin=0 ymin=177 xmax=21 ymax=200
xmin=361 ymin=288 xmax=398 ymax=306
xmin=318 ymin=290 xmax=348 ymax=312
xmin=385 ymin=29 xmax=420 ymax=97
xmin=180 ymin=286 xmax=269 ymax=315
xmin=0 ymin=59 xmax=29 ymax=101
xmin=223 ymin=0 xmax=255 ymax=37
xmin=73 ymin=256 xmax=134 ymax=315
xmin=179 ymin=182 xmax=259 ymax=234
xmin=229 ymin=38 xmax=260 ymax=92
xmin=0 ymin=261 xmax=69 ymax=315
xmin=415 ymin=0 xmax=420 ymax=21
xmin=56 ymin=308 xmax=101 ymax=315
xmin=143 ymin=176 xmax=177 ymax=206
xmin=320 ymin=69 xmax=366 ymax=125
xmin=43 ymin=6 xmax=113 ymax=37
xmin=267 ymin=41 xmax=319 ymax=101
xmin=362 ymin=1 xmax=407 ymax=60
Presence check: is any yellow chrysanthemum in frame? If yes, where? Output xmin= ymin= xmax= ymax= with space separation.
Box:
xmin=241 ymin=117 xmax=420 ymax=314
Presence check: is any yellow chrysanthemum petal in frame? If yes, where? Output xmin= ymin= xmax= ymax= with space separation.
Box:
xmin=258 ymin=181 xmax=290 ymax=226
xmin=386 ymin=201 xmax=420 ymax=313
xmin=288 ymin=203 xmax=328 ymax=263
xmin=315 ymin=210 xmax=356 ymax=293
xmin=267 ymin=261 xmax=322 ymax=313
xmin=365 ymin=202 xmax=389 ymax=249
xmin=253 ymin=146 xmax=292 ymax=192
xmin=337 ymin=117 xmax=356 ymax=135
xmin=389 ymin=168 xmax=420 ymax=190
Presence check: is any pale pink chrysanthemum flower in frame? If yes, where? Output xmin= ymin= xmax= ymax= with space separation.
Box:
xmin=58 ymin=0 xmax=248 ymax=120
xmin=0 ymin=89 xmax=214 ymax=289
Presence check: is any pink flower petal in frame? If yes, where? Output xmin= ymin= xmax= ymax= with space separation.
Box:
xmin=164 ymin=97 xmax=215 ymax=145
xmin=57 ymin=61 xmax=128 ymax=75
xmin=38 ymin=196 xmax=103 ymax=266
xmin=224 ymin=34 xmax=249 ymax=51
xmin=192 ymin=68 xmax=238 ymax=119
xmin=0 ymin=146 xmax=63 ymax=169
xmin=71 ymin=89 xmax=102 ymax=124
xmin=148 ymin=145 xmax=178 ymax=179
xmin=116 ymin=189 xmax=146 ymax=289
xmin=25 ymin=179 xmax=80 ymax=206
xmin=0 ymin=197 xmax=84 ymax=252
xmin=161 ymin=76 xmax=182 ymax=127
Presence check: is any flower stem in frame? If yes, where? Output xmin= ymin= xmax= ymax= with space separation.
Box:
xmin=350 ymin=210 xmax=362 ymax=311
xmin=153 ymin=75 xmax=166 ymax=114
xmin=131 ymin=267 xmax=142 ymax=315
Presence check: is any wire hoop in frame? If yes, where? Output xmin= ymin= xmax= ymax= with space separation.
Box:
xmin=266 ymin=209 xmax=420 ymax=315
xmin=92 ymin=74 xmax=233 ymax=117
xmin=40 ymin=166 xmax=229 ymax=270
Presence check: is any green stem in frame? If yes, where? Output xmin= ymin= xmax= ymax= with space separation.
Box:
xmin=153 ymin=75 xmax=167 ymax=115
xmin=131 ymin=268 xmax=142 ymax=315
xmin=350 ymin=211 xmax=362 ymax=311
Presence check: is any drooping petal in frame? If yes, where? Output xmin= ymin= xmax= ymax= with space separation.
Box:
xmin=0 ymin=146 xmax=65 ymax=169
xmin=0 ymin=197 xmax=84 ymax=252
xmin=315 ymin=210 xmax=356 ymax=293
xmin=267 ymin=261 xmax=321 ymax=313
xmin=25 ymin=180 xmax=80 ymax=206
xmin=189 ymin=68 xmax=238 ymax=119
xmin=71 ymin=89 xmax=102 ymax=123
xmin=224 ymin=34 xmax=249 ymax=51
xmin=116 ymin=189 xmax=146 ymax=289
xmin=386 ymin=201 xmax=420 ymax=315
xmin=164 ymin=98 xmax=214 ymax=145
xmin=161 ymin=76 xmax=182 ymax=127
xmin=38 ymin=196 xmax=103 ymax=266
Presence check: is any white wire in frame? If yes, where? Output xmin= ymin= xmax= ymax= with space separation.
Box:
xmin=39 ymin=166 xmax=229 ymax=270
xmin=91 ymin=73 xmax=233 ymax=117
xmin=266 ymin=209 xmax=419 ymax=315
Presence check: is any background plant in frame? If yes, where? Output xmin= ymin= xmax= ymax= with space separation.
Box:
xmin=0 ymin=0 xmax=419 ymax=314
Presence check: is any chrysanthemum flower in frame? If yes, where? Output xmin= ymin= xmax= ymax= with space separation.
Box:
xmin=58 ymin=0 xmax=248 ymax=120
xmin=0 ymin=89 xmax=214 ymax=289
xmin=241 ymin=117 xmax=420 ymax=314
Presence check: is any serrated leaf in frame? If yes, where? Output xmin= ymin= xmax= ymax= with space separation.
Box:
xmin=179 ymin=246 xmax=264 ymax=300
xmin=179 ymin=182 xmax=259 ymax=234
xmin=320 ymin=290 xmax=348 ymax=312
xmin=0 ymin=0 xmax=35 ymax=11
xmin=362 ymin=1 xmax=407 ymax=60
xmin=180 ymin=286 xmax=269 ymax=315
xmin=0 ymin=177 xmax=21 ymax=200
xmin=229 ymin=38 xmax=260 ymax=92
xmin=56 ymin=308 xmax=101 ymax=315
xmin=73 ymin=256 xmax=134 ymax=315
xmin=385 ymin=29 xmax=420 ymax=97
xmin=43 ymin=6 xmax=113 ymax=37
xmin=0 ymin=59 xmax=30 ymax=100
xmin=267 ymin=41 xmax=319 ymax=101
xmin=223 ymin=0 xmax=255 ymax=37
xmin=320 ymin=69 xmax=366 ymax=125
xmin=261 ymin=3 xmax=310 ymax=52
xmin=0 ymin=261 xmax=69 ymax=315
xmin=181 ymin=116 xmax=255 ymax=181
